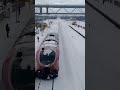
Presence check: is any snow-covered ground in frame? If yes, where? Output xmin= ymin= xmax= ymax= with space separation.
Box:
xmin=35 ymin=18 xmax=85 ymax=90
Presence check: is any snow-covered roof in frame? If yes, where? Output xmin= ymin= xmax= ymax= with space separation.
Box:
xmin=42 ymin=40 xmax=58 ymax=47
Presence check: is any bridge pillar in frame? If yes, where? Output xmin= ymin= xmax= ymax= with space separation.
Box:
xmin=46 ymin=7 xmax=48 ymax=14
xmin=40 ymin=7 xmax=42 ymax=14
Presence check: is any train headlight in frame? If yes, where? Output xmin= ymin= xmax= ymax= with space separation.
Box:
xmin=44 ymin=64 xmax=50 ymax=67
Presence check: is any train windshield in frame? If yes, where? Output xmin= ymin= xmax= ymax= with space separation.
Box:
xmin=40 ymin=49 xmax=55 ymax=65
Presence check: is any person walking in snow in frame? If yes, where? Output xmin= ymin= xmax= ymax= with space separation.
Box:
xmin=5 ymin=24 xmax=10 ymax=38
xmin=37 ymin=36 xmax=39 ymax=42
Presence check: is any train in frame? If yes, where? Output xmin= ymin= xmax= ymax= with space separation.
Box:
xmin=35 ymin=32 xmax=59 ymax=79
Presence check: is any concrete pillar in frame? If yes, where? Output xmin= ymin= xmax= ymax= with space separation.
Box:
xmin=40 ymin=7 xmax=42 ymax=14
xmin=46 ymin=7 xmax=48 ymax=14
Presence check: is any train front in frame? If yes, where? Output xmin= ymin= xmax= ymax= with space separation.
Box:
xmin=36 ymin=33 xmax=59 ymax=79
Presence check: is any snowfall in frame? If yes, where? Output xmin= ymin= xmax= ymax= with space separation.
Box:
xmin=35 ymin=18 xmax=85 ymax=90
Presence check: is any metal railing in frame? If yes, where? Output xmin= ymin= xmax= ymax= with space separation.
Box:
xmin=35 ymin=5 xmax=85 ymax=15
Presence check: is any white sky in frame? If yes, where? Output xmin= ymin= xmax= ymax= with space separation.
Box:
xmin=35 ymin=0 xmax=85 ymax=5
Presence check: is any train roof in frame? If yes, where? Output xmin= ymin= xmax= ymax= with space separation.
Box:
xmin=41 ymin=33 xmax=59 ymax=48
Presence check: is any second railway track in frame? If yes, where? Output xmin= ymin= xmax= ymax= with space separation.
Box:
xmin=69 ymin=25 xmax=85 ymax=38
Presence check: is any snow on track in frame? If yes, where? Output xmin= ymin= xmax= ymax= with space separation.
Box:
xmin=38 ymin=79 xmax=53 ymax=90
xmin=35 ymin=78 xmax=41 ymax=90
xmin=35 ymin=78 xmax=55 ymax=90
xmin=68 ymin=21 xmax=85 ymax=37
xmin=70 ymin=25 xmax=85 ymax=37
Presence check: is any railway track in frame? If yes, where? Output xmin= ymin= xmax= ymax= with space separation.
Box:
xmin=69 ymin=25 xmax=85 ymax=38
xmin=36 ymin=78 xmax=54 ymax=90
